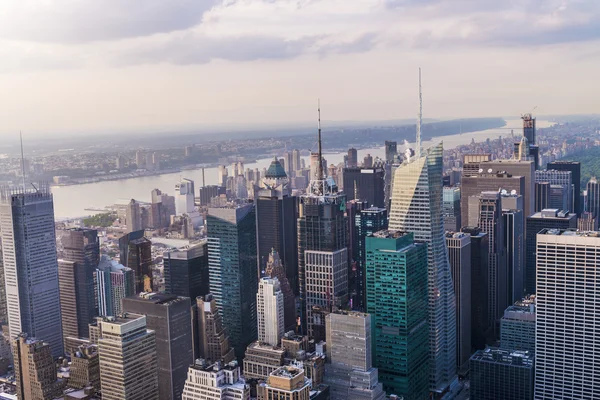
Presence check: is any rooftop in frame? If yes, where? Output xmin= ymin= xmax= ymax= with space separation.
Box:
xmin=471 ymin=347 xmax=534 ymax=368
xmin=370 ymin=230 xmax=410 ymax=239
xmin=131 ymin=292 xmax=189 ymax=306
xmin=271 ymin=366 xmax=303 ymax=378
xmin=539 ymin=228 xmax=600 ymax=237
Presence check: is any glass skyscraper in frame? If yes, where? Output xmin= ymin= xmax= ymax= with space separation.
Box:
xmin=366 ymin=230 xmax=429 ymax=399
xmin=388 ymin=142 xmax=457 ymax=393
xmin=0 ymin=185 xmax=64 ymax=357
xmin=207 ymin=203 xmax=258 ymax=360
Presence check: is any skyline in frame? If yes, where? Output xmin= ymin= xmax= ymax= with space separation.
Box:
xmin=0 ymin=0 xmax=599 ymax=137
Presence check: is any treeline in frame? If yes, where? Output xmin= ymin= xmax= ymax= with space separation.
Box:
xmin=561 ymin=146 xmax=600 ymax=189
xmin=83 ymin=212 xmax=117 ymax=228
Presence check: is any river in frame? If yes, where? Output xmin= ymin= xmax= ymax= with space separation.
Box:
xmin=51 ymin=119 xmax=554 ymax=220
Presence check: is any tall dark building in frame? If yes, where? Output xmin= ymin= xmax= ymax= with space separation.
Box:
xmin=535 ymin=182 xmax=550 ymax=212
xmin=207 ymin=203 xmax=258 ymax=360
xmin=122 ymin=293 xmax=193 ymax=400
xmin=384 ymin=141 xmax=397 ymax=163
xmin=525 ymin=209 xmax=577 ymax=294
xmin=547 ymin=161 xmax=581 ymax=215
xmin=522 ymin=113 xmax=536 ymax=145
xmin=347 ymin=148 xmax=358 ymax=168
xmin=163 ymin=241 xmax=209 ymax=303
xmin=199 ymin=185 xmax=225 ymax=207
xmin=501 ymin=194 xmax=525 ymax=305
xmin=255 ymin=158 xmax=298 ymax=292
xmin=443 ymin=186 xmax=461 ymax=232
xmin=461 ymin=227 xmax=490 ymax=351
xmin=342 ymin=166 xmax=385 ymax=208
xmin=586 ymin=177 xmax=600 ymax=218
xmin=119 ymin=230 xmax=152 ymax=293
xmin=57 ymin=228 xmax=100 ymax=342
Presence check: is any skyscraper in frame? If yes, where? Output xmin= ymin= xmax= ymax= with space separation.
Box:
xmin=93 ymin=313 xmax=159 ymax=400
xmin=586 ymin=176 xmax=600 ymax=218
xmin=126 ymin=199 xmax=142 ymax=232
xmin=175 ymin=178 xmax=196 ymax=216
xmin=207 ymin=204 xmax=258 ymax=360
xmin=501 ymin=193 xmax=525 ymax=304
xmin=13 ymin=335 xmax=64 ymax=399
xmin=95 ymin=256 xmax=135 ymax=317
xmin=182 ymin=360 xmax=250 ymax=400
xmin=500 ymin=297 xmax=536 ymax=353
xmin=257 ymin=366 xmax=311 ymax=400
xmin=547 ymin=161 xmax=581 ymax=215
xmin=57 ymin=228 xmax=99 ymax=342
xmin=535 ymin=169 xmax=573 ymax=211
xmin=255 ymin=157 xmax=298 ymax=291
xmin=366 ymin=231 xmax=429 ymax=399
xmin=534 ymin=181 xmax=550 ymax=212
xmin=163 ymin=241 xmax=210 ymax=304
xmin=0 ymin=240 xmax=6 ymax=325
xmin=443 ymin=186 xmax=461 ymax=232
xmin=388 ymin=142 xmax=457 ymax=392
xmin=342 ymin=166 xmax=386 ymax=208
xmin=292 ymin=149 xmax=302 ymax=174
xmin=347 ymin=148 xmax=358 ymax=168
xmin=264 ymin=250 xmax=296 ymax=332
xmin=256 ymin=277 xmax=284 ymax=346
xmin=194 ymin=294 xmax=235 ymax=365
xmin=119 ymin=230 xmax=153 ymax=294
xmin=0 ymin=185 xmax=64 ymax=357
xmin=384 ymin=141 xmax=397 ymax=163
xmin=69 ymin=344 xmax=100 ymax=393
xmin=445 ymin=232 xmax=472 ymax=376
xmin=122 ymin=293 xmax=193 ymax=400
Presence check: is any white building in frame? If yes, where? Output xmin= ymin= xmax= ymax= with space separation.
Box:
xmin=175 ymin=178 xmax=202 ymax=228
xmin=182 ymin=360 xmax=249 ymax=400
xmin=257 ymin=277 xmax=284 ymax=346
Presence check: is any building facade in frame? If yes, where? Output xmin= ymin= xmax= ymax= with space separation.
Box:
xmin=163 ymin=241 xmax=209 ymax=304
xmin=256 ymin=277 xmax=285 ymax=346
xmin=342 ymin=167 xmax=386 ymax=208
xmin=95 ymin=256 xmax=135 ymax=317
xmin=195 ymin=294 xmax=235 ymax=365
xmin=181 ymin=360 xmax=250 ymax=400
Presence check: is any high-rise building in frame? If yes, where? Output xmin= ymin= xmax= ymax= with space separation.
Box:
xmin=468 ymin=191 xmax=507 ymax=335
xmin=257 ymin=366 xmax=311 ymax=400
xmin=501 ymin=193 xmax=525 ymax=304
xmin=347 ymin=148 xmax=358 ymax=168
xmin=366 ymin=231 xmax=429 ymax=399
xmin=525 ymin=209 xmax=576 ymax=294
xmin=175 ymin=178 xmax=196 ymax=215
xmin=535 ymin=169 xmax=573 ymax=211
xmin=500 ymin=297 xmax=536 ymax=353
xmin=445 ymin=232 xmax=471 ymax=376
xmin=324 ymin=311 xmax=386 ymax=400
xmin=0 ymin=185 xmax=64 ymax=357
xmin=547 ymin=161 xmax=581 ymax=215
xmin=13 ymin=335 xmax=64 ymax=399
xmin=292 ymin=149 xmax=302 ymax=174
xmin=255 ymin=157 xmax=298 ymax=291
xmin=534 ymin=229 xmax=600 ymax=399
xmin=95 ymin=256 xmax=135 ymax=317
xmin=150 ymin=188 xmax=176 ymax=228
xmin=119 ymin=231 xmax=153 ymax=293
xmin=122 ymin=293 xmax=193 ymax=400
xmin=163 ymin=241 xmax=209 ymax=304
xmin=384 ymin=141 xmax=397 ymax=163
xmin=207 ymin=203 xmax=258 ymax=360
xmin=461 ymin=227 xmax=490 ymax=350
xmin=126 ymin=199 xmax=142 ymax=232
xmin=194 ymin=294 xmax=235 ymax=365
xmin=388 ymin=142 xmax=456 ymax=393
xmin=217 ymin=165 xmax=228 ymax=187
xmin=256 ymin=277 xmax=284 ymax=346
xmin=94 ymin=313 xmax=159 ymax=400
xmin=470 ymin=347 xmax=534 ymax=400
xmin=135 ymin=151 xmax=144 ymax=168
xmin=578 ymin=211 xmax=598 ymax=231
xmin=69 ymin=344 xmax=100 ymax=393
xmin=342 ymin=166 xmax=385 ymax=208
xmin=363 ymin=154 xmax=373 ymax=168
xmin=57 ymin=228 xmax=99 ymax=343
xmin=586 ymin=176 xmax=600 ymax=218
xmin=182 ymin=360 xmax=250 ymax=400
xmin=0 ymin=240 xmax=6 ymax=324
xmin=242 ymin=341 xmax=285 ymax=381
xmin=264 ymin=250 xmax=296 ymax=331
xmin=534 ymin=181 xmax=550 ymax=212
xmin=443 ymin=186 xmax=461 ymax=232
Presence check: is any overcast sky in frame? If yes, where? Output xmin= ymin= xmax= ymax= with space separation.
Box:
xmin=0 ymin=0 xmax=598 ymax=137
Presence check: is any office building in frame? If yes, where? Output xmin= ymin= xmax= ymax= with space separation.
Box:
xmin=94 ymin=313 xmax=158 ymax=400
xmin=58 ymin=228 xmax=99 ymax=343
xmin=257 ymin=366 xmax=311 ymax=400
xmin=500 ymin=297 xmax=536 ymax=352
xmin=351 ymin=205 xmax=387 ymax=310
xmin=95 ymin=256 xmax=135 ymax=317
xmin=347 ymin=148 xmax=358 ymax=168
xmin=366 ymin=231 xmax=429 ymax=399
xmin=586 ymin=176 xmax=600 ymax=218
xmin=217 ymin=165 xmax=228 ymax=187
xmin=126 ymin=199 xmax=142 ymax=232
xmin=207 ymin=204 xmax=258 ymax=360
xmin=363 ymin=154 xmax=373 ymax=168
xmin=150 ymin=188 xmax=176 ymax=229
xmin=443 ymin=186 xmax=461 ymax=232
xmin=119 ymin=230 xmax=152 ymax=293
xmin=384 ymin=141 xmax=397 ymax=163
xmin=291 ymin=149 xmax=302 ymax=174
xmin=525 ymin=209 xmax=576 ymax=294
xmin=13 ymin=335 xmax=64 ymax=400
xmin=534 ymin=181 xmax=550 ymax=212
xmin=578 ymin=211 xmax=598 ymax=231
xmin=243 ymin=341 xmax=286 ymax=381
xmin=199 ymin=185 xmax=225 ymax=207
xmin=470 ymin=347 xmax=534 ymax=400
xmin=342 ymin=166 xmax=385 ymax=208
xmin=388 ymin=142 xmax=456 ymax=393
xmin=547 ymin=160 xmax=581 ymax=215
xmin=534 ymin=229 xmax=600 ymax=399
xmin=182 ymin=360 xmax=250 ymax=400
xmin=445 ymin=232 xmax=471 ymax=376
xmin=255 ymin=157 xmax=298 ymax=291
xmin=535 ymin=169 xmax=573 ymax=211
xmin=135 ymin=150 xmax=144 ymax=168
xmin=195 ymin=294 xmax=235 ymax=364
xmin=163 ymin=241 xmax=209 ymax=304
xmin=461 ymin=227 xmax=490 ymax=351
xmin=0 ymin=185 xmax=63 ymax=357
xmin=264 ymin=250 xmax=296 ymax=332
xmin=469 ymin=191 xmax=507 ymax=334
xmin=175 ymin=178 xmax=195 ymax=215
xmin=257 ymin=277 xmax=285 ymax=346
xmin=0 ymin=240 xmax=5 ymax=325
xmin=122 ymin=293 xmax=193 ymax=400
xmin=69 ymin=344 xmax=100 ymax=393
xmin=501 ymin=193 xmax=525 ymax=304
xmin=324 ymin=311 xmax=386 ymax=400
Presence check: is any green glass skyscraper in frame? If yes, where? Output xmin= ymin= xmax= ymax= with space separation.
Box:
xmin=366 ymin=230 xmax=429 ymax=399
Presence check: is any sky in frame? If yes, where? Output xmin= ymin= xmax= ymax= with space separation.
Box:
xmin=0 ymin=0 xmax=599 ymax=137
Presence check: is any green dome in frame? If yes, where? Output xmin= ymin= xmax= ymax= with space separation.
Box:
xmin=265 ymin=157 xmax=287 ymax=179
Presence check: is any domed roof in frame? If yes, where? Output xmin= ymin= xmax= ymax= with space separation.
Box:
xmin=265 ymin=157 xmax=287 ymax=179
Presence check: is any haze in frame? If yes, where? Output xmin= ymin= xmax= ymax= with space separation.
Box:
xmin=0 ymin=0 xmax=598 ymax=138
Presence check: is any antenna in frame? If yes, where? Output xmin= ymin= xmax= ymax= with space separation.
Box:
xmin=317 ymin=99 xmax=324 ymax=181
xmin=20 ymin=131 xmax=26 ymax=190
xmin=416 ymin=68 xmax=422 ymax=158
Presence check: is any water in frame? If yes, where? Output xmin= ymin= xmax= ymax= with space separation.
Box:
xmin=51 ymin=119 xmax=554 ymax=220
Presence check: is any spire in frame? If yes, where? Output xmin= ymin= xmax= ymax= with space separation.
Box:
xmin=317 ymin=99 xmax=324 ymax=181
xmin=416 ymin=68 xmax=422 ymax=159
